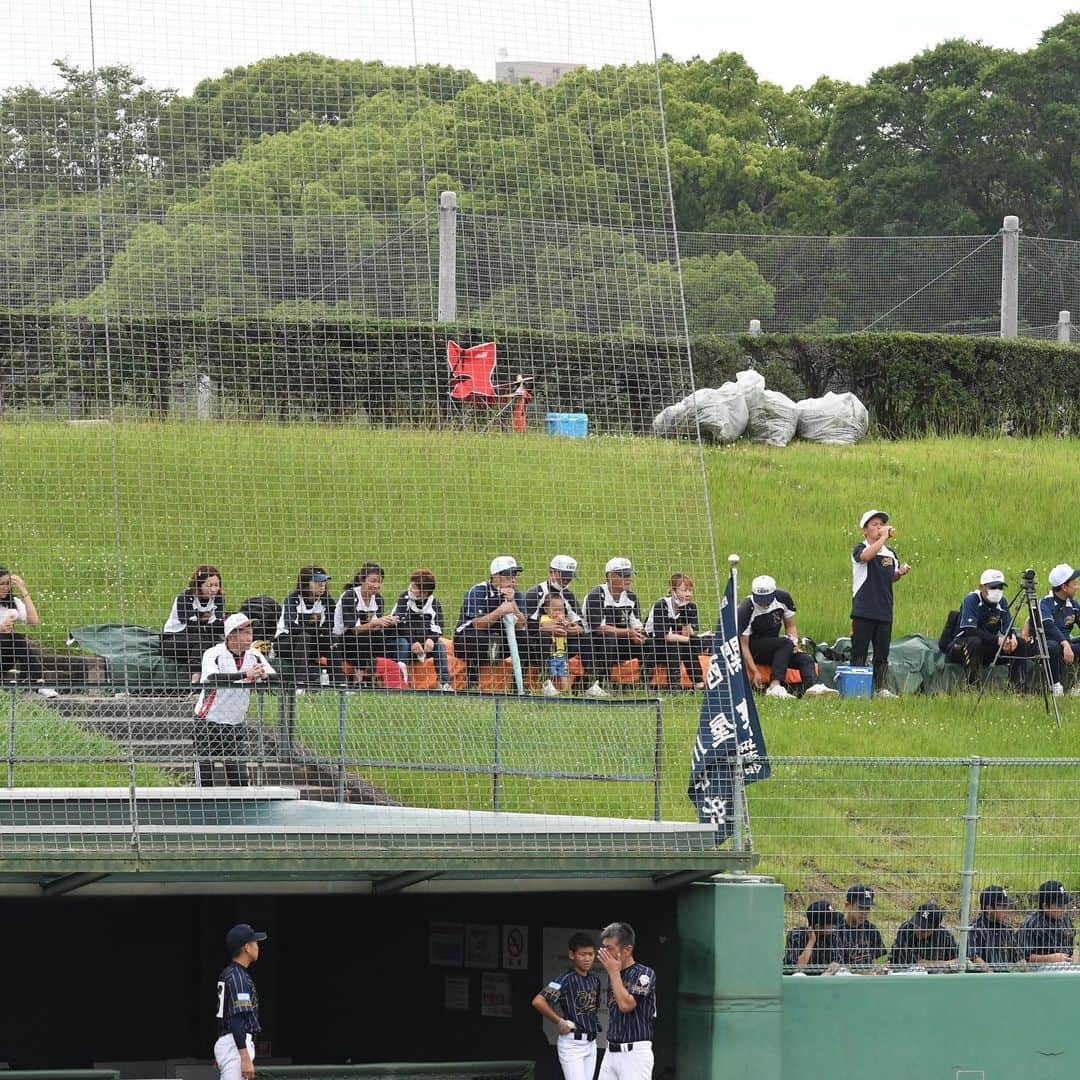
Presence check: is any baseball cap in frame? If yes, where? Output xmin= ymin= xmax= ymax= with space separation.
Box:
xmin=751 ymin=575 xmax=777 ymax=602
xmin=490 ymin=556 xmax=522 ymax=577
xmin=979 ymin=885 xmax=1019 ymax=911
xmin=805 ymin=899 xmax=843 ymax=929
xmin=309 ymin=571 xmax=331 ymax=582
xmin=225 ymin=923 xmax=267 ymax=954
xmin=1037 ymin=880 xmax=1074 ymax=907
xmin=846 ymin=884 xmax=875 ymax=909
xmin=223 ymin=613 xmax=253 ymax=636
xmin=550 ymin=555 xmax=577 ymax=576
xmin=915 ymin=901 xmax=944 ymax=928
xmin=979 ymin=569 xmax=1006 ymax=588
xmin=1048 ymin=564 xmax=1080 ymax=589
xmin=605 ymin=557 xmax=633 ymax=576
xmin=859 ymin=509 xmax=889 ymax=529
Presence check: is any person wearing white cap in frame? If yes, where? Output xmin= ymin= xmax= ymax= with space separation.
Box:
xmin=523 ymin=555 xmax=585 ymax=696
xmin=946 ymin=569 xmax=1032 ymax=689
xmin=193 ymin=612 xmax=276 ymax=786
xmin=581 ymin=558 xmax=645 ymax=698
xmin=452 ymin=556 xmax=526 ymax=689
xmin=1038 ymin=564 xmax=1080 ymax=696
xmin=851 ymin=510 xmax=910 ymax=698
xmin=736 ymin=575 xmax=835 ymax=699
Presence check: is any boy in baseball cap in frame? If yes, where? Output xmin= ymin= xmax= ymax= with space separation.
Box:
xmin=967 ymin=885 xmax=1023 ymax=969
xmin=889 ymin=901 xmax=958 ymax=968
xmin=784 ymin=900 xmax=844 ymax=974
xmin=837 ymin=884 xmax=886 ymax=967
xmin=1039 ymin=566 xmax=1080 ymax=696
xmin=1018 ymin=880 xmax=1075 ymax=963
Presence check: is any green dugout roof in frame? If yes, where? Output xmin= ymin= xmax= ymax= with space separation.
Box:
xmin=0 ymin=788 xmax=755 ymax=896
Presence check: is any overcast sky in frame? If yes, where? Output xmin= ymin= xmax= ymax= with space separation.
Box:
xmin=1 ymin=0 xmax=1073 ymax=93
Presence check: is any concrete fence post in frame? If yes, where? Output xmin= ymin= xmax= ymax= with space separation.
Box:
xmin=1058 ymin=311 xmax=1072 ymax=344
xmin=438 ymin=190 xmax=458 ymax=322
xmin=748 ymin=319 xmax=762 ymax=336
xmin=1000 ymin=215 xmax=1019 ymax=339
xmin=196 ymin=374 xmax=213 ymax=421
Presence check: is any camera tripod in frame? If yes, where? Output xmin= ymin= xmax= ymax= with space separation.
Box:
xmin=972 ymin=569 xmax=1061 ymax=729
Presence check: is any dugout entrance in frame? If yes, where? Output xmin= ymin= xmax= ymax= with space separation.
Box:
xmin=0 ymin=787 xmax=754 ymax=1078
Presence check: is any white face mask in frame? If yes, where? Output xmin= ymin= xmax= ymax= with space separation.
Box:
xmin=985 ymin=588 xmax=1004 ymax=605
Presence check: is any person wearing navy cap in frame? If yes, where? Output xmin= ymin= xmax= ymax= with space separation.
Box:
xmin=889 ymin=901 xmax=957 ymax=968
xmin=597 ymin=921 xmax=657 ymax=1079
xmin=1018 ymin=880 xmax=1075 ymax=963
xmin=784 ymin=899 xmax=844 ymax=974
xmin=1038 ymin=565 xmax=1080 ymax=696
xmin=967 ymin=885 xmax=1023 ymax=970
xmin=851 ymin=510 xmax=911 ymax=698
xmin=948 ymin=569 xmax=1033 ymax=689
xmin=837 ymin=884 xmax=887 ymax=968
xmin=214 ymin=924 xmax=268 ymax=1080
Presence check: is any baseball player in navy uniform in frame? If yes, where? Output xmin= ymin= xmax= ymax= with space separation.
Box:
xmin=737 ymin=574 xmax=835 ymax=699
xmin=531 ymin=931 xmax=601 ymax=1080
xmin=889 ymin=901 xmax=958 ymax=968
xmin=967 ymin=885 xmax=1024 ymax=969
xmin=1038 ymin=565 xmax=1080 ymax=696
xmin=851 ymin=510 xmax=911 ymax=697
xmin=597 ymin=921 xmax=656 ymax=1080
xmin=194 ymin=613 xmax=275 ymax=786
xmin=1018 ymin=880 xmax=1075 ymax=963
xmin=947 ymin=569 xmax=1033 ymax=688
xmin=783 ymin=900 xmax=844 ymax=974
xmin=214 ymin=923 xmax=267 ymax=1080
xmin=453 ymin=556 xmax=526 ymax=688
xmin=837 ymin=885 xmax=887 ymax=968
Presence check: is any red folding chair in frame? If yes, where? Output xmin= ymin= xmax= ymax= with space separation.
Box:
xmin=447 ymin=341 xmax=533 ymax=432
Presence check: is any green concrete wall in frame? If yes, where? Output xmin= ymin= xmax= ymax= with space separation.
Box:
xmin=783 ymin=972 xmax=1080 ymax=1080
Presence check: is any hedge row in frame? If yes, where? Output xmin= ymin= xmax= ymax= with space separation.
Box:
xmin=0 ymin=315 xmax=1075 ymax=437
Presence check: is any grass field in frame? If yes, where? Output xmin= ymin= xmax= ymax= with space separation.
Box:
xmin=6 ymin=422 xmax=1080 ymax=913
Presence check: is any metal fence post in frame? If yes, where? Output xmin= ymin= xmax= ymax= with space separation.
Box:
xmin=1000 ymin=215 xmax=1019 ymax=339
xmin=653 ymin=700 xmax=663 ymax=821
xmin=336 ymin=691 xmax=347 ymax=804
xmin=492 ymin=698 xmax=503 ymax=812
xmin=196 ymin=374 xmax=213 ymax=420
xmin=957 ymin=755 xmax=982 ymax=969
xmin=732 ymin=761 xmax=746 ymax=853
xmin=438 ymin=190 xmax=458 ymax=322
xmin=254 ymin=690 xmax=266 ymax=786
xmin=1058 ymin=311 xmax=1072 ymax=345
xmin=7 ymin=685 xmax=15 ymax=788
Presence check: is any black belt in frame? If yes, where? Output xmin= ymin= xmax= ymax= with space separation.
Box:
xmin=608 ymin=1042 xmax=636 ymax=1052
xmin=572 ymin=1031 xmax=596 ymax=1042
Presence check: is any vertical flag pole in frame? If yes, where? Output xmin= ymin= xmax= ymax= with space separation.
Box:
xmin=729 ymin=553 xmax=746 ymax=853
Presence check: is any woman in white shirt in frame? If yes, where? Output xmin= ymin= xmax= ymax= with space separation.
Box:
xmin=161 ymin=564 xmax=226 ymax=682
xmin=0 ymin=568 xmax=45 ymax=689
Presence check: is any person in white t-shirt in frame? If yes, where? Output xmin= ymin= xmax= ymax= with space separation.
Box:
xmin=0 ymin=567 xmax=50 ymax=693
xmin=194 ymin=613 xmax=275 ymax=787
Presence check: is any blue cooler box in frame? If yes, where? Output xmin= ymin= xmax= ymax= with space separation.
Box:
xmin=545 ymin=412 xmax=589 ymax=437
xmin=835 ymin=665 xmax=874 ymax=698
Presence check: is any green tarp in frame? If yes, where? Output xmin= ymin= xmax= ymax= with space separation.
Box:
xmin=68 ymin=624 xmax=186 ymax=688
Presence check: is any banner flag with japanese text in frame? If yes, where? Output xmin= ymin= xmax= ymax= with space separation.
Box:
xmin=687 ymin=571 xmax=770 ymax=838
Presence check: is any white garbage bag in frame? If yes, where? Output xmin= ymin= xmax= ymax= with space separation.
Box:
xmin=795 ymin=391 xmax=869 ymax=444
xmin=652 ymin=385 xmax=748 ymax=443
xmin=734 ymin=369 xmax=798 ymax=446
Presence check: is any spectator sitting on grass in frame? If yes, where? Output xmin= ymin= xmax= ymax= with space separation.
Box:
xmin=0 ymin=568 xmax=54 ymax=697
xmin=967 ymin=885 xmax=1024 ymax=970
xmin=581 ymin=557 xmax=646 ymax=699
xmin=1038 ymin=564 xmax=1080 ymax=697
xmin=392 ymin=568 xmax=452 ymax=692
xmin=333 ymin=562 xmax=400 ymax=687
xmin=539 ymin=593 xmax=573 ymax=696
xmin=645 ymin=573 xmax=707 ymax=691
xmin=737 ymin=574 xmax=835 ymax=699
xmin=889 ymin=901 xmax=958 ymax=969
xmin=161 ymin=564 xmax=225 ymax=683
xmin=836 ymin=884 xmax=887 ymax=969
xmin=524 ymin=555 xmax=585 ymax=694
xmin=274 ymin=566 xmax=335 ymax=687
xmin=947 ymin=569 xmax=1030 ymax=689
xmin=1018 ymin=880 xmax=1075 ymax=964
xmin=453 ymin=556 xmax=526 ymax=690
xmin=784 ymin=900 xmax=844 ymax=975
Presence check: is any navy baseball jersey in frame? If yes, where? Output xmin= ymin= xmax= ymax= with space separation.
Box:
xmin=1018 ymin=910 xmax=1075 ymax=959
xmin=835 ymin=920 xmax=887 ymax=966
xmin=538 ymin=969 xmax=600 ymax=1034
xmin=966 ymin=915 xmax=1023 ymax=967
xmin=851 ymin=543 xmax=899 ymax=621
xmin=889 ymin=921 xmax=958 ymax=965
xmin=736 ymin=591 xmax=796 ymax=640
xmin=216 ymin=961 xmax=261 ymax=1043
xmin=455 ymin=581 xmax=524 ymax=634
xmin=783 ymin=928 xmax=843 ymax=971
xmin=1038 ymin=594 xmax=1080 ymax=645
xmin=605 ymin=962 xmax=656 ymax=1043
xmin=953 ymin=591 xmax=1014 ymax=647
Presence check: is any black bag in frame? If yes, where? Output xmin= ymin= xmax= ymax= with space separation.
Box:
xmin=938 ymin=610 xmax=960 ymax=653
xmin=240 ymin=595 xmax=282 ymax=643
